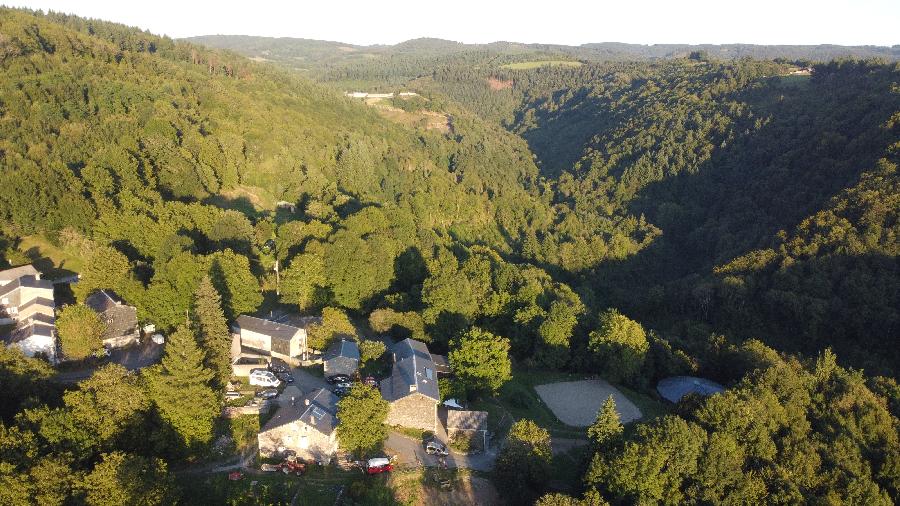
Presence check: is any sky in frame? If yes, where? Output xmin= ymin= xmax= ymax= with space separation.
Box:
xmin=5 ymin=0 xmax=899 ymax=47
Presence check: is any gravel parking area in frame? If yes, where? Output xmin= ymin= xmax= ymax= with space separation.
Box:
xmin=534 ymin=380 xmax=642 ymax=426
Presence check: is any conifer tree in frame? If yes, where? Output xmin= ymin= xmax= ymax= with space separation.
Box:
xmin=192 ymin=275 xmax=232 ymax=388
xmin=588 ymin=395 xmax=623 ymax=451
xmin=144 ymin=325 xmax=218 ymax=454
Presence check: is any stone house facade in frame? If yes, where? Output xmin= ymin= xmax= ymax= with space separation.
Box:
xmin=84 ymin=290 xmax=140 ymax=348
xmin=381 ymin=338 xmax=440 ymax=432
xmin=258 ymin=388 xmax=340 ymax=463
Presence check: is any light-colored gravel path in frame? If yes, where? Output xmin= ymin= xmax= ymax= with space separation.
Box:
xmin=534 ymin=379 xmax=642 ymax=426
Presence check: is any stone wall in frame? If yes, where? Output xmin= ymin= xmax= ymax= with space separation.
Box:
xmin=386 ymin=393 xmax=437 ymax=432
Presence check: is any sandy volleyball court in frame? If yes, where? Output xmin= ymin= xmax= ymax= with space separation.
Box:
xmin=534 ymin=379 xmax=643 ymax=426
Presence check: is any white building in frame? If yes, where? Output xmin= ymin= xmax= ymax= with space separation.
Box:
xmin=0 ymin=265 xmax=56 ymax=362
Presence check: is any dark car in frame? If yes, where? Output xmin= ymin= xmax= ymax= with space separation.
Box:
xmin=333 ymin=386 xmax=352 ymax=397
xmin=256 ymin=388 xmax=279 ymax=400
xmin=276 ymin=372 xmax=294 ymax=383
xmin=269 ymin=358 xmax=290 ymax=374
xmin=327 ymin=374 xmax=352 ymax=385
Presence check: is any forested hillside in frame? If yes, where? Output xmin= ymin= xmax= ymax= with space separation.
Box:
xmin=0 ymin=7 xmax=898 ymax=505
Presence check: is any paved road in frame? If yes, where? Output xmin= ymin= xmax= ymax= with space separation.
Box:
xmin=385 ymin=431 xmax=497 ymax=472
xmin=53 ymin=341 xmax=164 ymax=383
xmin=289 ymin=364 xmax=329 ymax=394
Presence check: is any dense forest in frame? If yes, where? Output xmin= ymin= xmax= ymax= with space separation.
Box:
xmin=0 ymin=7 xmax=898 ymax=505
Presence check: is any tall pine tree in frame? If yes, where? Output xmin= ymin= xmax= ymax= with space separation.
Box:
xmin=588 ymin=395 xmax=623 ymax=451
xmin=192 ymin=275 xmax=232 ymax=388
xmin=145 ymin=325 xmax=218 ymax=454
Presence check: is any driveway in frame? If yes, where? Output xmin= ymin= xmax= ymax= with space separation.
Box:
xmin=53 ymin=341 xmax=164 ymax=383
xmin=385 ymin=431 xmax=497 ymax=472
xmin=289 ymin=364 xmax=329 ymax=394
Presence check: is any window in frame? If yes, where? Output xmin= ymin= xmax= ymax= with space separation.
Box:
xmin=425 ymin=368 xmax=434 ymax=380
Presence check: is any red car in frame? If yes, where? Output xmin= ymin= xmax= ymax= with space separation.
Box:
xmin=366 ymin=463 xmax=393 ymax=475
xmin=364 ymin=457 xmax=393 ymax=475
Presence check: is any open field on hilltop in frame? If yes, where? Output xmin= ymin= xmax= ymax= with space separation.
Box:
xmin=501 ymin=60 xmax=583 ymax=70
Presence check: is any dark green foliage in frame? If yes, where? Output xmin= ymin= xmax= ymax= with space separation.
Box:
xmin=494 ymin=419 xmax=553 ymax=504
xmin=192 ymin=276 xmax=233 ymax=389
xmin=448 ymin=327 xmax=512 ymax=397
xmin=336 ymin=385 xmax=389 ymax=456
xmin=144 ymin=325 xmax=219 ymax=455
xmin=585 ymin=347 xmax=900 ymax=504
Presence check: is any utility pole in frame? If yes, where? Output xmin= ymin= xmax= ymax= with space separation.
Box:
xmin=274 ymin=258 xmax=280 ymax=297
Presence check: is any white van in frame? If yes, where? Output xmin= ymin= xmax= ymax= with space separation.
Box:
xmin=249 ymin=369 xmax=281 ymax=387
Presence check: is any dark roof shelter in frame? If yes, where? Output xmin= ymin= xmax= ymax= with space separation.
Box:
xmin=323 ymin=339 xmax=360 ymax=377
xmin=656 ymin=376 xmax=725 ymax=403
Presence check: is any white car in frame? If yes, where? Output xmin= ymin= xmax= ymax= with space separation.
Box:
xmin=249 ymin=369 xmax=282 ymax=387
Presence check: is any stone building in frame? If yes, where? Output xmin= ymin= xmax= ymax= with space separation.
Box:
xmin=258 ymin=388 xmax=340 ymax=463
xmin=84 ymin=290 xmax=140 ymax=348
xmin=380 ymin=338 xmax=440 ymax=432
xmin=232 ymin=315 xmax=318 ymax=363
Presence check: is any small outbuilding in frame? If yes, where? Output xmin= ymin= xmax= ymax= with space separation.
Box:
xmin=444 ymin=409 xmax=489 ymax=451
xmin=323 ymin=339 xmax=360 ymax=378
xmin=656 ymin=376 xmax=725 ymax=403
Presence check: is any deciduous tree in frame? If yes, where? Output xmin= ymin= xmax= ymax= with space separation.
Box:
xmin=56 ymin=304 xmax=106 ymax=360
xmin=336 ymin=385 xmax=388 ymax=456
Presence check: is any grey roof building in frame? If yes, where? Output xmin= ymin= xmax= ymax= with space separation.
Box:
xmin=232 ymin=315 xmax=311 ymax=361
xmin=85 ymin=290 xmax=139 ymax=348
xmin=258 ymin=388 xmax=340 ymax=462
xmin=323 ymin=339 xmax=360 ymax=378
xmin=656 ymin=376 xmax=725 ymax=403
xmin=381 ymin=338 xmax=440 ymax=431
xmin=0 ymin=266 xmax=56 ymax=362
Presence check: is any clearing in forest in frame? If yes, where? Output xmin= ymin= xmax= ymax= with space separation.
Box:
xmin=534 ymin=379 xmax=642 ymax=426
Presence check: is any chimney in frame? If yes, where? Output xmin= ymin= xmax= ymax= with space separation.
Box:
xmin=305 ymin=399 xmax=310 ymax=406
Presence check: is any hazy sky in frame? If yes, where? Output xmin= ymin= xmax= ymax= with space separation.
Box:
xmin=6 ymin=0 xmax=899 ymax=46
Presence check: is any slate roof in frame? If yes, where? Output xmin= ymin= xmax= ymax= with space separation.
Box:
xmin=381 ymin=338 xmax=440 ymax=402
xmin=0 ymin=265 xmax=40 ymax=284
xmin=324 ymin=339 xmax=360 ymax=361
xmin=234 ymin=315 xmax=302 ymax=342
xmin=446 ymin=410 xmax=488 ymax=432
xmin=656 ymin=376 xmax=725 ymax=403
xmin=431 ymin=353 xmax=451 ymax=374
xmin=0 ymin=275 xmax=54 ymax=299
xmin=85 ymin=290 xmax=138 ymax=340
xmin=262 ymin=388 xmax=340 ymax=436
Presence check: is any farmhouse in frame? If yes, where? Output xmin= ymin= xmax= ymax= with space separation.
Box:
xmin=258 ymin=388 xmax=340 ymax=463
xmin=84 ymin=290 xmax=140 ymax=348
xmin=0 ymin=265 xmax=56 ymax=362
xmin=380 ymin=338 xmax=440 ymax=432
xmin=232 ymin=315 xmax=317 ymax=363
xmin=323 ymin=339 xmax=360 ymax=378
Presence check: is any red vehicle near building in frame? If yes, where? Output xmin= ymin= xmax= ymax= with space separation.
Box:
xmin=364 ymin=457 xmax=393 ymax=475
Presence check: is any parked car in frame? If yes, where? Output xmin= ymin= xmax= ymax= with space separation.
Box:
xmin=224 ymin=391 xmax=243 ymax=400
xmin=276 ymin=372 xmax=294 ymax=383
xmin=249 ymin=369 xmax=281 ymax=387
xmin=363 ymin=376 xmax=377 ymax=387
xmin=260 ymin=463 xmax=279 ymax=472
xmin=424 ymin=440 xmax=449 ymax=456
xmin=326 ymin=374 xmax=351 ymax=384
xmin=335 ymin=381 xmax=353 ymax=389
xmin=269 ymin=357 xmax=290 ymax=373
xmin=364 ymin=457 xmax=393 ymax=475
xmin=333 ymin=386 xmax=352 ymax=397
xmin=256 ymin=388 xmax=279 ymax=400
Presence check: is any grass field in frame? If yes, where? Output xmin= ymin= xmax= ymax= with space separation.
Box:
xmin=16 ymin=234 xmax=84 ymax=279
xmin=501 ymin=60 xmax=583 ymax=70
xmin=182 ymin=466 xmax=355 ymax=505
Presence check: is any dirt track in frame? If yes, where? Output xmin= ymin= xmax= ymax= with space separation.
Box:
xmin=535 ymin=379 xmax=642 ymax=426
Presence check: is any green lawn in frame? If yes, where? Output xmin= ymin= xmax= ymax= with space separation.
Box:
xmin=16 ymin=234 xmax=84 ymax=279
xmin=181 ymin=466 xmax=355 ymax=505
xmin=501 ymin=60 xmax=583 ymax=70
